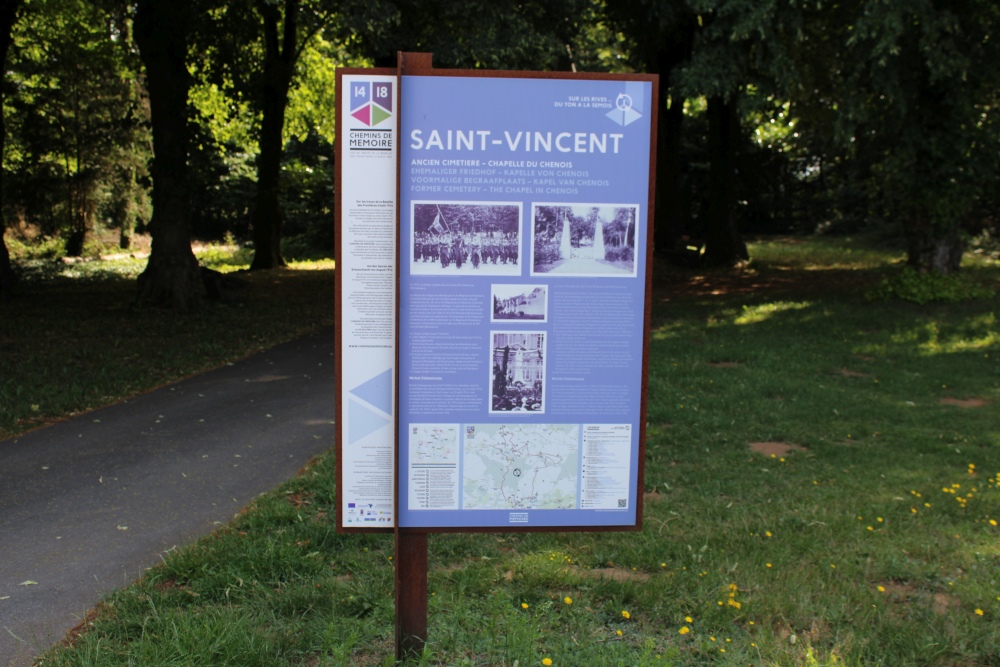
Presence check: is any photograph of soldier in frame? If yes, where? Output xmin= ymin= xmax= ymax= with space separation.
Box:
xmin=491 ymin=284 xmax=548 ymax=322
xmin=489 ymin=332 xmax=545 ymax=414
xmin=410 ymin=202 xmax=522 ymax=276
xmin=531 ymin=204 xmax=639 ymax=277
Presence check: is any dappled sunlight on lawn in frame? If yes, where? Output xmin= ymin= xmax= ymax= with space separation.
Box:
xmin=747 ymin=237 xmax=905 ymax=271
xmin=287 ymin=258 xmax=336 ymax=270
xmin=917 ymin=314 xmax=999 ymax=356
xmin=880 ymin=316 xmax=1000 ymax=357
xmin=734 ymin=300 xmax=813 ymax=325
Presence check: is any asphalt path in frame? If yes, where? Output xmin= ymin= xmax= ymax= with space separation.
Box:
xmin=0 ymin=327 xmax=337 ymax=667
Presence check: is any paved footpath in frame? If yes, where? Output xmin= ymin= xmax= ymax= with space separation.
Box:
xmin=0 ymin=327 xmax=337 ymax=667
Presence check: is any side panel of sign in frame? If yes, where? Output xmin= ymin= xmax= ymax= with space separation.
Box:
xmin=339 ymin=74 xmax=397 ymax=529
xmin=397 ymin=75 xmax=652 ymax=529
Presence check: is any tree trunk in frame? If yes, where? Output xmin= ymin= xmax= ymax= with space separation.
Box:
xmin=904 ymin=217 xmax=964 ymax=274
xmin=133 ymin=0 xmax=202 ymax=308
xmin=655 ymin=92 xmax=687 ymax=256
xmin=646 ymin=17 xmax=695 ymax=260
xmin=117 ymin=166 xmax=136 ymax=250
xmin=0 ymin=0 xmax=21 ymax=295
xmin=702 ymin=96 xmax=748 ymax=266
xmin=249 ymin=0 xmax=297 ymax=271
xmin=0 ymin=230 xmax=14 ymax=294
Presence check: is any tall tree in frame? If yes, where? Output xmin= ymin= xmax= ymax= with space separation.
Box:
xmin=248 ymin=0 xmax=299 ymax=269
xmin=828 ymin=0 xmax=1000 ymax=273
xmin=340 ymin=0 xmax=591 ymax=70
xmin=701 ymin=95 xmax=747 ymax=264
xmin=133 ymin=0 xmax=203 ymax=308
xmin=603 ymin=0 xmax=697 ymax=256
xmin=248 ymin=0 xmax=337 ymax=270
xmin=6 ymin=0 xmax=148 ymax=257
xmin=0 ymin=0 xmax=21 ymax=294
xmin=605 ymin=0 xmax=807 ymax=265
xmin=675 ymin=1 xmax=807 ymax=265
xmin=191 ymin=0 xmax=338 ymax=270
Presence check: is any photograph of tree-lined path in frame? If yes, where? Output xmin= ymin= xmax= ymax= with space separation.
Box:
xmin=532 ymin=204 xmax=638 ymax=277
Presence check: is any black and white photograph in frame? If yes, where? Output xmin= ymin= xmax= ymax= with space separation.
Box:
xmin=491 ymin=284 xmax=548 ymax=323
xmin=489 ymin=331 xmax=546 ymax=414
xmin=410 ymin=202 xmax=522 ymax=276
xmin=530 ymin=204 xmax=640 ymax=277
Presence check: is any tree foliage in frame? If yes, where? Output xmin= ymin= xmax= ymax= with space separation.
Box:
xmin=2 ymin=0 xmax=1000 ymax=288
xmin=4 ymin=0 xmax=149 ymax=256
xmin=825 ymin=0 xmax=1000 ymax=272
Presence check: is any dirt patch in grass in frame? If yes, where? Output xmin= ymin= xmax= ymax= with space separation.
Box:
xmin=285 ymin=491 xmax=314 ymax=508
xmin=585 ymin=567 xmax=652 ymax=583
xmin=499 ymin=563 xmax=653 ymax=584
xmin=939 ymin=397 xmax=989 ymax=408
xmin=347 ymin=637 xmax=395 ymax=666
xmin=154 ymin=579 xmax=179 ymax=592
xmin=837 ymin=368 xmax=870 ymax=378
xmin=881 ymin=582 xmax=960 ymax=615
xmin=56 ymin=601 xmax=112 ymax=654
xmin=749 ymin=441 xmax=808 ymax=456
xmin=651 ymin=255 xmax=882 ymax=300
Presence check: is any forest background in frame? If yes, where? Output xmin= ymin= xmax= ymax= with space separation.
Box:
xmin=1 ymin=0 xmax=1000 ymax=304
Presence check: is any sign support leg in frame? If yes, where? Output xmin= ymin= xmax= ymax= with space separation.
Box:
xmin=395 ymin=529 xmax=428 ymax=663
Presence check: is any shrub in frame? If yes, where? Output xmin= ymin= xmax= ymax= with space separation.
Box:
xmin=866 ymin=267 xmax=996 ymax=303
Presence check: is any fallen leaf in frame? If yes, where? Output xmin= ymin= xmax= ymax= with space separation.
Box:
xmin=19 ymin=581 xmax=38 ymax=586
xmin=117 ymin=525 xmax=128 ymax=531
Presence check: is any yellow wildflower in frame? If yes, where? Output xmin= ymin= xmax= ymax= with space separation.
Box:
xmin=679 ymin=626 xmax=690 ymax=635
xmin=563 ymin=596 xmax=572 ymax=605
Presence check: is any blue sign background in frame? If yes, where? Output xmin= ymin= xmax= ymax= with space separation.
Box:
xmin=399 ymin=75 xmax=653 ymax=529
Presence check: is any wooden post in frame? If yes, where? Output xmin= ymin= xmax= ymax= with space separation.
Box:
xmin=395 ymin=530 xmax=428 ymax=662
xmin=394 ymin=51 xmax=433 ymax=665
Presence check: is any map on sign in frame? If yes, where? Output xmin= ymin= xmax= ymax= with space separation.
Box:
xmin=463 ymin=424 xmax=579 ymax=509
xmin=410 ymin=424 xmax=459 ymax=464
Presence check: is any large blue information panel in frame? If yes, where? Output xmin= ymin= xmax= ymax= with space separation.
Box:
xmin=398 ymin=74 xmax=654 ymax=529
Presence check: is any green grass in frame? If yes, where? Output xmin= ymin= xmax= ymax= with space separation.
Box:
xmin=0 ymin=251 xmax=335 ymax=439
xmin=17 ymin=238 xmax=1000 ymax=666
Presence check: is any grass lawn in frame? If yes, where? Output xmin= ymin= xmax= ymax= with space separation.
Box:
xmin=0 ymin=251 xmax=335 ymax=439
xmin=10 ymin=236 xmax=1000 ymax=666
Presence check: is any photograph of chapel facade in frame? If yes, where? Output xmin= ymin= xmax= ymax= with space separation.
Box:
xmin=490 ymin=332 xmax=545 ymax=413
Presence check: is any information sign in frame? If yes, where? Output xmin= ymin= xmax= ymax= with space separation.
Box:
xmin=397 ymin=72 xmax=656 ymax=530
xmin=335 ymin=70 xmax=398 ymax=530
